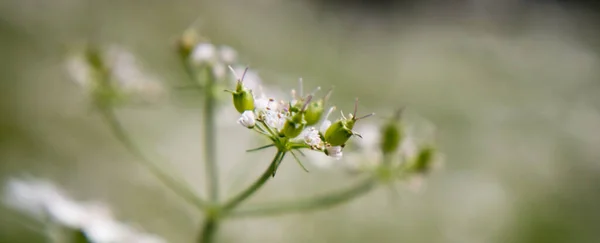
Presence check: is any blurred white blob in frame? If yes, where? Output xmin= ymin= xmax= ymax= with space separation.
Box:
xmin=3 ymin=178 xmax=166 ymax=243
xmin=64 ymin=46 xmax=165 ymax=104
xmin=190 ymin=43 xmax=217 ymax=64
xmin=65 ymin=54 xmax=92 ymax=88
xmin=218 ymin=45 xmax=238 ymax=64
xmin=105 ymin=46 xmax=165 ymax=103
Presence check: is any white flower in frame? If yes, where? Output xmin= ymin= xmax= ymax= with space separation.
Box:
xmin=254 ymin=87 xmax=275 ymax=113
xmin=238 ymin=110 xmax=256 ymax=128
xmin=191 ymin=43 xmax=217 ymax=64
xmin=264 ymin=110 xmax=286 ymax=130
xmin=326 ymin=145 xmax=343 ymax=160
xmin=105 ymin=46 xmax=165 ymax=102
xmin=219 ymin=45 xmax=237 ymax=64
xmin=254 ymin=96 xmax=271 ymax=112
xmin=303 ymin=127 xmax=322 ymax=149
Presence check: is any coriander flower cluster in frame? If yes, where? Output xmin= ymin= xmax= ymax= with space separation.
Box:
xmin=228 ymin=67 xmax=374 ymax=164
xmin=3 ymin=178 xmax=165 ymax=243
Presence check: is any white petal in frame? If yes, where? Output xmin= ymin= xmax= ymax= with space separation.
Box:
xmin=238 ymin=111 xmax=256 ymax=128
xmin=219 ymin=45 xmax=237 ymax=64
xmin=191 ymin=43 xmax=217 ymax=64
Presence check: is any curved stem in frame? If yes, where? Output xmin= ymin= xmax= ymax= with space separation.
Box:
xmin=99 ymin=107 xmax=207 ymax=211
xmin=222 ymin=151 xmax=284 ymax=212
xmin=226 ymin=178 xmax=376 ymax=218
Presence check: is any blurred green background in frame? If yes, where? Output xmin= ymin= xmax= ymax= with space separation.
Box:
xmin=2 ymin=0 xmax=600 ymax=242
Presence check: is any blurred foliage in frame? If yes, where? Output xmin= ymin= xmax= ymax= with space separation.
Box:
xmin=1 ymin=0 xmax=600 ymax=242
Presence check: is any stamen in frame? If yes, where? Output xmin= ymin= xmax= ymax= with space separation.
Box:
xmin=323 ymin=87 xmax=334 ymax=104
xmin=356 ymin=113 xmax=375 ymax=120
xmin=227 ymin=65 xmax=240 ymax=81
xmin=301 ymin=95 xmax=313 ymax=111
xmin=240 ymin=66 xmax=249 ymax=81
xmin=324 ymin=106 xmax=336 ymax=121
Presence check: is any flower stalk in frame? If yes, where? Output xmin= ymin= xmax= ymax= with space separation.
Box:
xmin=98 ymin=107 xmax=207 ymax=211
xmin=226 ymin=177 xmax=376 ymax=218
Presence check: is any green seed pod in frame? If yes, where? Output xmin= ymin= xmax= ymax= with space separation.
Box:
xmin=232 ymin=88 xmax=254 ymax=113
xmin=323 ymin=98 xmax=373 ymax=146
xmin=324 ymin=119 xmax=354 ymax=146
xmin=282 ymin=113 xmax=307 ymax=138
xmin=304 ymin=100 xmax=324 ymax=126
xmin=228 ymin=67 xmax=255 ymax=113
xmin=282 ymin=95 xmax=312 ymax=138
xmin=412 ymin=146 xmax=435 ymax=173
xmin=381 ymin=122 xmax=402 ymax=154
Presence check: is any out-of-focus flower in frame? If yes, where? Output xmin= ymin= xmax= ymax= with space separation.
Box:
xmin=3 ymin=178 xmax=166 ymax=243
xmin=191 ymin=43 xmax=217 ymax=65
xmin=188 ymin=42 xmax=240 ymax=80
xmin=218 ymin=45 xmax=237 ymax=64
xmin=65 ymin=45 xmax=165 ymax=106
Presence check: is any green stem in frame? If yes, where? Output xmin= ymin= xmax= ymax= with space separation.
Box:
xmin=226 ymin=178 xmax=376 ymax=218
xmin=99 ymin=108 xmax=206 ymax=211
xmin=198 ymin=217 xmax=218 ymax=243
xmin=203 ymin=67 xmax=219 ymax=202
xmin=222 ymin=151 xmax=284 ymax=212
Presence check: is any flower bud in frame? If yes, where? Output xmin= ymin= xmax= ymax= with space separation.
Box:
xmin=380 ymin=121 xmax=403 ymax=155
xmin=238 ymin=110 xmax=256 ymax=128
xmin=324 ymin=145 xmax=343 ymax=160
xmin=324 ymin=120 xmax=354 ymax=146
xmin=177 ymin=29 xmax=199 ymax=59
xmin=282 ymin=115 xmax=306 ymax=138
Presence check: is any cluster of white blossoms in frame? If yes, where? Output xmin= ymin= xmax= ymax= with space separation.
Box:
xmin=3 ymin=178 xmax=165 ymax=243
xmin=228 ymin=66 xmax=374 ymax=162
xmin=189 ymin=42 xmax=238 ymax=80
xmin=66 ymin=45 xmax=164 ymax=104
